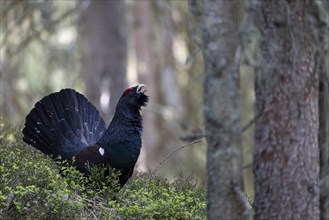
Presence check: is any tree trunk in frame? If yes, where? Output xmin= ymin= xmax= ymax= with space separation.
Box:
xmin=317 ymin=2 xmax=329 ymax=220
xmin=319 ymin=63 xmax=329 ymax=220
xmin=79 ymin=0 xmax=127 ymax=123
xmin=252 ymin=1 xmax=320 ymax=219
xmin=132 ymin=0 xmax=183 ymax=172
xmin=190 ymin=0 xmax=246 ymax=219
xmin=131 ymin=0 xmax=161 ymax=171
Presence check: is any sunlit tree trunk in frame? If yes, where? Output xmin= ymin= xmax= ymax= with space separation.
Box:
xmin=79 ymin=0 xmax=127 ymax=122
xmin=252 ymin=1 xmax=320 ymax=219
xmin=190 ymin=0 xmax=246 ymax=219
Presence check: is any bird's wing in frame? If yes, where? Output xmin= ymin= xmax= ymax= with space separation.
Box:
xmin=73 ymin=144 xmax=106 ymax=173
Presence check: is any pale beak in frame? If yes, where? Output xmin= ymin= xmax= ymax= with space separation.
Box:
xmin=137 ymin=84 xmax=147 ymax=94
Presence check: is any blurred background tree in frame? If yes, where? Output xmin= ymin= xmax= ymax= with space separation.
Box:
xmin=79 ymin=0 xmax=128 ymax=122
xmin=0 ymin=0 xmax=208 ymax=184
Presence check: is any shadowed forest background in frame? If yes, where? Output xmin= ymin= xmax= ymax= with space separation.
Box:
xmin=2 ymin=0 xmax=254 ymax=191
xmin=1 ymin=0 xmax=329 ymax=219
xmin=0 ymin=1 xmax=209 ymax=181
xmin=1 ymin=0 xmax=212 ymax=185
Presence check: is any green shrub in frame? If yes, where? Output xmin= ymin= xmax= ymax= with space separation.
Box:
xmin=0 ymin=124 xmax=206 ymax=219
xmin=112 ymin=174 xmax=206 ymax=219
xmin=0 ymin=124 xmax=84 ymax=219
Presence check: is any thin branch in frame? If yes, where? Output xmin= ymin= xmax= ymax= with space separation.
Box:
xmin=233 ymin=183 xmax=251 ymax=219
xmin=242 ymin=163 xmax=253 ymax=170
xmin=239 ymin=111 xmax=263 ymax=134
xmin=152 ymin=140 xmax=202 ymax=174
xmin=5 ymin=194 xmax=15 ymax=211
xmin=185 ymin=48 xmax=201 ymax=67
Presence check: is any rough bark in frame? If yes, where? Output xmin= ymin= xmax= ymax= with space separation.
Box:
xmin=317 ymin=2 xmax=329 ymax=219
xmin=79 ymin=0 xmax=127 ymax=123
xmin=252 ymin=1 xmax=320 ymax=219
xmin=319 ymin=63 xmax=329 ymax=220
xmin=191 ymin=0 xmax=246 ymax=219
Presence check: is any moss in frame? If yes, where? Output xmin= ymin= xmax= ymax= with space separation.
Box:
xmin=0 ymin=124 xmax=206 ymax=219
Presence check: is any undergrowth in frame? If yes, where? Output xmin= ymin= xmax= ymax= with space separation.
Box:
xmin=0 ymin=124 xmax=206 ymax=219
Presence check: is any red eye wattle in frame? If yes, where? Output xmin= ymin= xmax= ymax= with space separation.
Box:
xmin=124 ymin=88 xmax=133 ymax=96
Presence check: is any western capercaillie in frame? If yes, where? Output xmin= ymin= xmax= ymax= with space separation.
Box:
xmin=22 ymin=84 xmax=148 ymax=187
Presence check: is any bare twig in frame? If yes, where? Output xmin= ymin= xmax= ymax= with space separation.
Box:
xmin=5 ymin=194 xmax=15 ymax=211
xmin=239 ymin=111 xmax=263 ymax=134
xmin=233 ymin=183 xmax=251 ymax=219
xmin=185 ymin=48 xmax=201 ymax=67
xmin=152 ymin=140 xmax=202 ymax=174
xmin=242 ymin=163 xmax=253 ymax=170
xmin=180 ymin=129 xmax=204 ymax=142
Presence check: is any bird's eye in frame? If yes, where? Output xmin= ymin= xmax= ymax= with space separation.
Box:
xmin=124 ymin=88 xmax=133 ymax=96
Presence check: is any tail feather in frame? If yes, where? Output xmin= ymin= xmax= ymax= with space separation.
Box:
xmin=23 ymin=89 xmax=106 ymax=159
xmin=61 ymin=92 xmax=81 ymax=136
xmin=77 ymin=92 xmax=105 ymax=143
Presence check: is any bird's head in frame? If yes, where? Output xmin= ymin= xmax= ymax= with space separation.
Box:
xmin=117 ymin=84 xmax=148 ymax=111
xmin=97 ymin=84 xmax=148 ymax=144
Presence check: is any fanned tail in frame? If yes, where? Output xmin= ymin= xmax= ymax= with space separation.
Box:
xmin=22 ymin=89 xmax=106 ymax=159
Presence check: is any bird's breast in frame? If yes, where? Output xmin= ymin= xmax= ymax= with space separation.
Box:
xmin=104 ymin=139 xmax=141 ymax=169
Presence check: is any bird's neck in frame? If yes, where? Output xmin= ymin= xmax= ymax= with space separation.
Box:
xmin=96 ymin=109 xmax=143 ymax=169
xmin=110 ymin=108 xmax=142 ymax=129
xmin=97 ymin=108 xmax=143 ymax=145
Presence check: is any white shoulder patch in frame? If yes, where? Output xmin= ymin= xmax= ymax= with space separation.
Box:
xmin=99 ymin=147 xmax=105 ymax=156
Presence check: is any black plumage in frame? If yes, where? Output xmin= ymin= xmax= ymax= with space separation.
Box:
xmin=22 ymin=84 xmax=148 ymax=187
